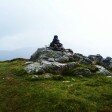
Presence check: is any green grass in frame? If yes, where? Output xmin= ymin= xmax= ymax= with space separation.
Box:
xmin=0 ymin=60 xmax=112 ymax=112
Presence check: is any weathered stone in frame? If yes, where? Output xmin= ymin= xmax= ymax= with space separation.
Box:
xmin=96 ymin=65 xmax=112 ymax=76
xmin=48 ymin=58 xmax=55 ymax=62
xmin=88 ymin=54 xmax=103 ymax=64
xmin=25 ymin=60 xmax=78 ymax=75
xmin=80 ymin=57 xmax=92 ymax=65
xmin=73 ymin=53 xmax=84 ymax=62
xmin=30 ymin=47 xmax=73 ymax=63
xmin=102 ymin=57 xmax=112 ymax=69
xmin=28 ymin=75 xmax=40 ymax=81
xmin=25 ymin=62 xmax=40 ymax=73
xmin=43 ymin=73 xmax=53 ymax=79
xmin=88 ymin=65 xmax=99 ymax=73
xmin=73 ymin=53 xmax=92 ymax=65
xmin=73 ymin=67 xmax=92 ymax=76
xmin=55 ymin=56 xmax=69 ymax=63
xmin=25 ymin=61 xmax=33 ymax=65
xmin=107 ymin=76 xmax=112 ymax=78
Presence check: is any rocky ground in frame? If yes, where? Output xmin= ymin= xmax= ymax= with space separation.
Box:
xmin=25 ymin=47 xmax=112 ymax=78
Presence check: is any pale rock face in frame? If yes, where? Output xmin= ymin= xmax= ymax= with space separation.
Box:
xmin=47 ymin=58 xmax=55 ymax=62
xmin=96 ymin=65 xmax=112 ymax=76
xmin=25 ymin=62 xmax=40 ymax=73
xmin=25 ymin=60 xmax=78 ymax=74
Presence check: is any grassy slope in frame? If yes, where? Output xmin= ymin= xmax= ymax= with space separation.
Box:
xmin=0 ymin=60 xmax=112 ymax=112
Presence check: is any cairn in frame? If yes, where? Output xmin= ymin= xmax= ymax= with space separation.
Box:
xmin=49 ymin=35 xmax=64 ymax=51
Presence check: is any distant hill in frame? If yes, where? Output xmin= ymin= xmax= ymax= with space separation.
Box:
xmin=0 ymin=48 xmax=37 ymax=61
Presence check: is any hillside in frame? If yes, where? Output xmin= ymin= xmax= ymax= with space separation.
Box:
xmin=0 ymin=59 xmax=112 ymax=112
xmin=1 ymin=36 xmax=112 ymax=112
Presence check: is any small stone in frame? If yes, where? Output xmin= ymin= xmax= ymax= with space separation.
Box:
xmin=29 ymin=75 xmax=40 ymax=81
xmin=78 ymin=75 xmax=83 ymax=78
xmin=63 ymin=81 xmax=70 ymax=83
xmin=43 ymin=73 xmax=53 ymax=79
xmin=107 ymin=76 xmax=112 ymax=78
xmin=68 ymin=84 xmax=74 ymax=88
xmin=48 ymin=58 xmax=54 ymax=62
xmin=71 ymin=78 xmax=75 ymax=81
xmin=25 ymin=61 xmax=33 ymax=65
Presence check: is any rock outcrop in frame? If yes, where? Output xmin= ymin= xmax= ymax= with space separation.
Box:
xmin=88 ymin=55 xmax=112 ymax=69
xmin=30 ymin=47 xmax=73 ymax=63
xmin=74 ymin=53 xmax=92 ymax=65
xmin=96 ymin=65 xmax=112 ymax=76
xmin=25 ymin=47 xmax=112 ymax=76
xmin=25 ymin=36 xmax=112 ymax=76
xmin=25 ymin=61 xmax=79 ymax=74
xmin=102 ymin=57 xmax=112 ymax=69
xmin=73 ymin=67 xmax=92 ymax=76
xmin=88 ymin=54 xmax=103 ymax=64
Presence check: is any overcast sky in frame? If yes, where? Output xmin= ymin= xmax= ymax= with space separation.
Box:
xmin=0 ymin=0 xmax=112 ymax=57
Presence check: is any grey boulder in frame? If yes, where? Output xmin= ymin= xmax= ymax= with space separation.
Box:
xmin=88 ymin=54 xmax=103 ymax=64
xmin=73 ymin=53 xmax=92 ymax=65
xmin=102 ymin=57 xmax=112 ymax=69
xmin=25 ymin=60 xmax=79 ymax=74
xmin=73 ymin=67 xmax=92 ymax=76
xmin=96 ymin=65 xmax=112 ymax=76
xmin=30 ymin=47 xmax=73 ymax=63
